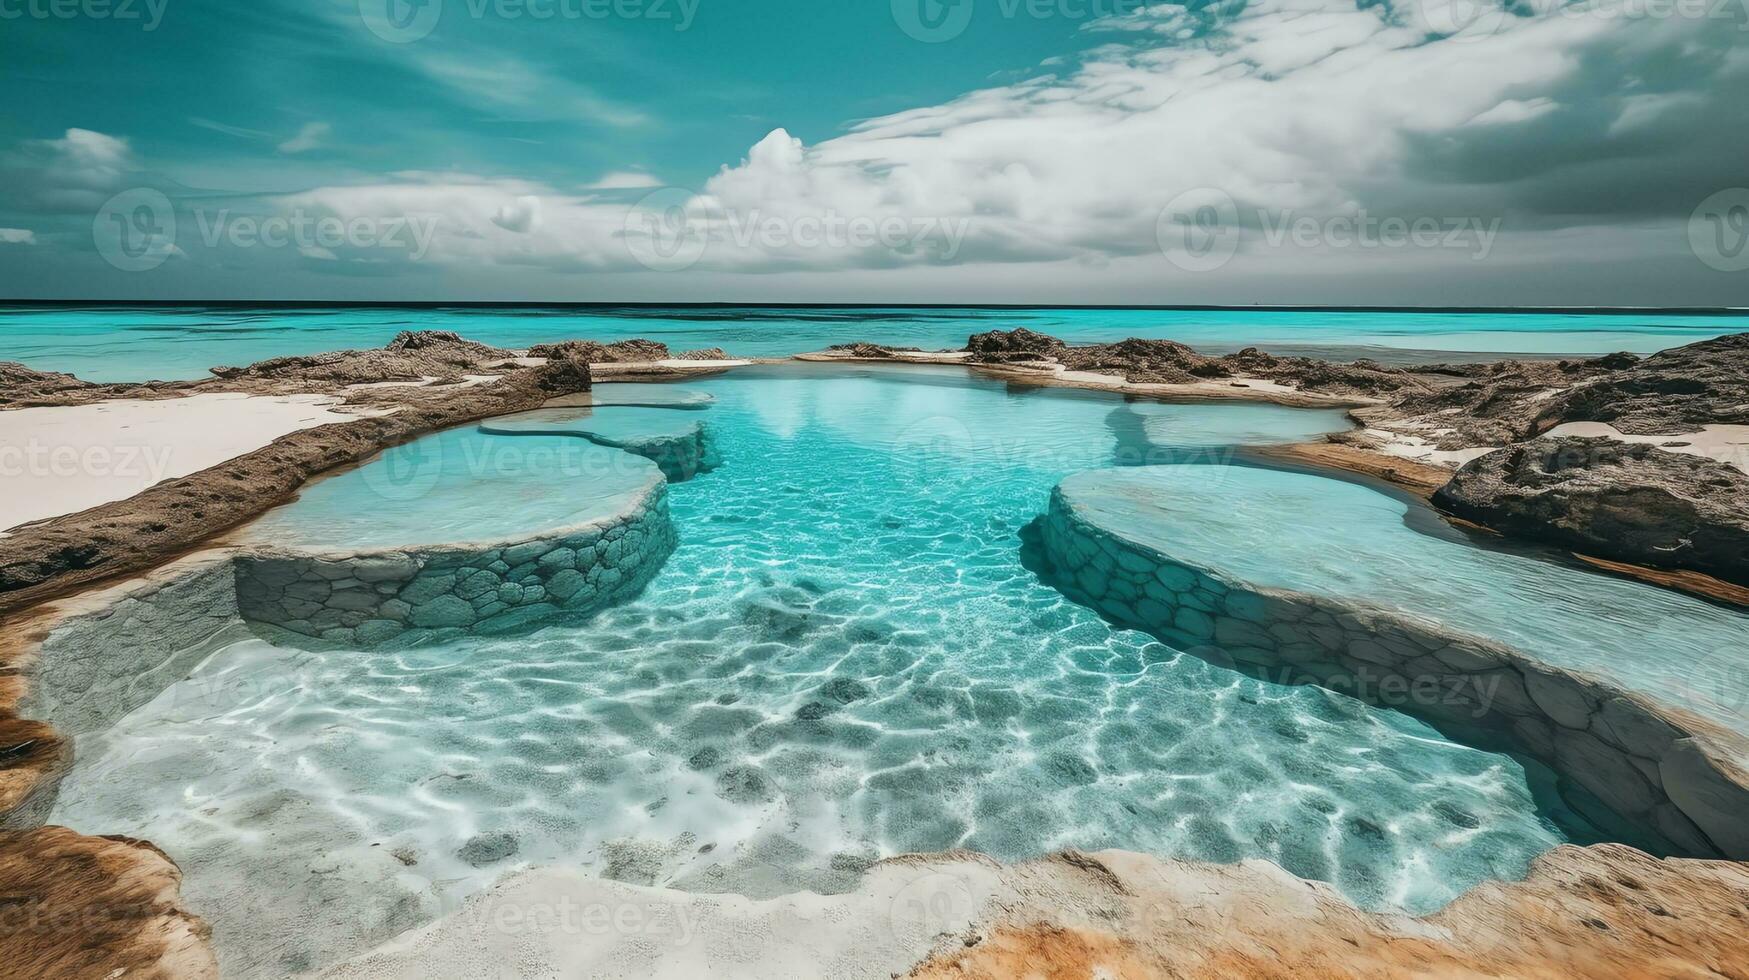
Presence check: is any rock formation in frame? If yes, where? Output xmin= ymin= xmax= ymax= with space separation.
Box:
xmin=211 ymin=330 xmax=509 ymax=384
xmin=0 ymin=827 xmax=218 ymax=979
xmin=1436 ymin=437 xmax=1749 ymax=587
xmin=961 ymin=329 xmax=1426 ymax=398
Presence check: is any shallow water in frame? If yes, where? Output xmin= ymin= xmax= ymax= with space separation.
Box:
xmin=1062 ymin=466 xmax=1749 ymax=735
xmin=241 ymin=427 xmax=662 ymax=551
xmin=3 ymin=304 xmax=1742 ymax=381
xmin=52 ymin=366 xmax=1612 ymax=975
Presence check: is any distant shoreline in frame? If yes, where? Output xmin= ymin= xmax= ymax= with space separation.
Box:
xmin=2 ymin=300 xmax=1746 ymax=316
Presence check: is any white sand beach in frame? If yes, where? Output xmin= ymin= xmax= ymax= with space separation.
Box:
xmin=0 ymin=392 xmax=366 ymax=532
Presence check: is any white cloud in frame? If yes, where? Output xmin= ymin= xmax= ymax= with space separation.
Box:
xmin=411 ymin=51 xmax=647 ymax=127
xmin=587 ymin=171 xmax=662 ymax=190
xmin=0 ymin=128 xmax=138 ymax=213
xmin=277 ymin=122 xmax=331 ymax=155
xmin=0 ymin=228 xmax=36 ymax=245
xmin=492 ymin=195 xmax=542 ymax=233
xmin=57 ymin=0 xmax=1744 ymax=297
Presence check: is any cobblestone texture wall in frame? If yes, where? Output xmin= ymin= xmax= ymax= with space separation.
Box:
xmin=234 ymin=484 xmax=677 ymax=648
xmin=1039 ymin=485 xmax=1749 ymax=861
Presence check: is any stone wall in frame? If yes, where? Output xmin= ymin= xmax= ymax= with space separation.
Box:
xmin=477 ymin=420 xmax=719 ymax=483
xmin=24 ymin=558 xmax=248 ymax=739
xmin=1037 ymin=485 xmax=1749 ymax=861
xmin=234 ymin=483 xmax=677 ymax=648
xmin=585 ymin=425 xmax=717 ymax=483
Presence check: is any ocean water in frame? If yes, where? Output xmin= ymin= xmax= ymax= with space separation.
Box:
xmin=50 ymin=365 xmax=1599 ymax=976
xmin=2 ymin=304 xmax=1743 ymax=382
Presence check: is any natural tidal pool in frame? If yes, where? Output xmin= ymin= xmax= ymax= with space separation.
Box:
xmin=51 ymin=365 xmax=1692 ymax=976
xmin=1060 ymin=466 xmax=1749 ymax=735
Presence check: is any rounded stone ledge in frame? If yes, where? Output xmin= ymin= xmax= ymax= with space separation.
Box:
xmin=542 ymin=382 xmax=715 ymax=410
xmin=479 ymin=408 xmax=719 ymax=483
xmin=234 ymin=479 xmax=677 ymax=649
xmin=1035 ymin=476 xmax=1749 ymax=862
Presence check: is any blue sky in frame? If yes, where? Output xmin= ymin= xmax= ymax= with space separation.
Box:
xmin=2 ymin=0 xmax=1748 ymax=304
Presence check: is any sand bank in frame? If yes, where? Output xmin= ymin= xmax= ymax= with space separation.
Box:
xmin=0 ymin=392 xmax=369 ymax=533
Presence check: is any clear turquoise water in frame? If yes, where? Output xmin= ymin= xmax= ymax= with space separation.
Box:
xmin=241 ymin=426 xmax=663 ymax=552
xmin=3 ymin=305 xmax=1744 ymax=381
xmin=1063 ymin=467 xmax=1749 ymax=736
xmin=54 ymin=366 xmax=1598 ymax=977
xmin=485 ymin=406 xmax=707 ymax=444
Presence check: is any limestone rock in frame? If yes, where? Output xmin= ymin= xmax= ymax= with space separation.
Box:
xmin=1435 ymin=436 xmax=1749 ymax=586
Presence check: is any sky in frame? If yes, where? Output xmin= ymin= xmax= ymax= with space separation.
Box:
xmin=1 ymin=0 xmax=1747 ymax=305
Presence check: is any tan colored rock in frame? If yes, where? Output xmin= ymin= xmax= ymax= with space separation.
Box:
xmin=0 ymin=826 xmax=217 ymax=979
xmin=1660 ymin=738 xmax=1749 ymax=857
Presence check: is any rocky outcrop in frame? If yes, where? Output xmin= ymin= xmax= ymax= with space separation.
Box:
xmin=1382 ymin=355 xmax=1626 ymax=447
xmin=528 ymin=338 xmax=670 ymax=363
xmin=965 ymin=327 xmax=1066 ymax=361
xmin=674 ymin=347 xmax=731 ymax=360
xmin=828 ymin=342 xmax=926 ymax=358
xmin=1223 ymin=347 xmax=1431 ymax=399
xmin=211 ymin=330 xmax=510 ymax=384
xmin=532 ymin=348 xmax=594 ymax=394
xmin=0 ymin=362 xmax=94 ymax=407
xmin=1057 ymin=338 xmax=1231 ymax=384
xmin=1370 ymin=332 xmax=1747 ymax=451
xmin=0 ymin=826 xmax=218 ymax=979
xmin=1036 ymin=477 xmax=1749 ymax=860
xmin=960 ymin=329 xmax=1425 ymax=398
xmin=1537 ymin=332 xmax=1749 ymax=434
xmin=1436 ymin=437 xmax=1749 ymax=587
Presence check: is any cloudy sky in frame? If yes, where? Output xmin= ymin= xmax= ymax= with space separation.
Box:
xmin=2 ymin=0 xmax=1746 ymax=304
